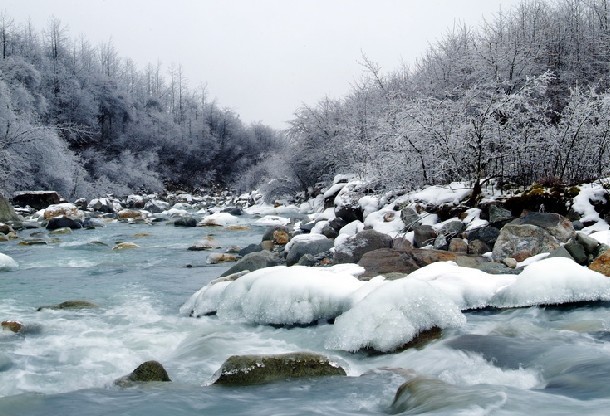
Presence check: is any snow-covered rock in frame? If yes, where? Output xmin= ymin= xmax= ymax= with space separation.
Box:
xmin=43 ymin=203 xmax=84 ymax=221
xmin=253 ymin=215 xmax=290 ymax=227
xmin=201 ymin=212 xmax=239 ymax=226
xmin=326 ymin=278 xmax=466 ymax=352
xmin=572 ymin=184 xmax=610 ymax=233
xmin=0 ymin=253 xmax=18 ymax=271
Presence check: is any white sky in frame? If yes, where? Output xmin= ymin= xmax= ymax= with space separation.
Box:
xmin=2 ymin=0 xmax=523 ymax=129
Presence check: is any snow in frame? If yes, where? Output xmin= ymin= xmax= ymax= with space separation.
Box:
xmin=406 ymin=182 xmax=472 ymax=206
xmin=326 ymin=278 xmax=466 ymax=352
xmin=572 ymin=184 xmax=610 ymax=233
xmin=363 ymin=207 xmax=404 ymax=237
xmin=491 ymin=257 xmax=610 ymax=308
xmin=409 ymin=262 xmax=516 ymax=310
xmin=358 ymin=195 xmax=379 ymax=219
xmin=334 ymin=220 xmax=364 ymax=248
xmin=310 ymin=220 xmax=328 ymax=235
xmin=163 ymin=208 xmax=188 ymax=217
xmin=515 ymin=252 xmax=550 ymax=268
xmin=201 ymin=212 xmax=239 ymax=226
xmin=0 ymin=253 xmax=18 ymax=271
xmin=285 ymin=233 xmax=328 ymax=252
xmin=323 ymin=183 xmax=347 ymax=199
xmin=179 ymin=281 xmax=232 ymax=317
xmin=253 ymin=215 xmax=290 ymax=227
xmin=244 ymin=204 xmax=300 ymax=215
xmin=590 ymin=230 xmax=610 ymax=246
xmin=43 ymin=203 xmax=83 ymax=221
xmin=309 ymin=208 xmax=335 ymax=222
xmin=213 ymin=265 xmax=367 ymax=325
xmin=462 ymin=208 xmax=489 ymax=231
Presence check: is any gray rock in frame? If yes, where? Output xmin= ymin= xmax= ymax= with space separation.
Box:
xmin=12 ymin=191 xmax=60 ymax=210
xmin=476 ymin=262 xmax=522 ymax=275
xmin=115 ymin=360 xmax=171 ymax=387
xmin=433 ymin=234 xmax=449 ymax=251
xmin=564 ymin=240 xmax=588 ymax=265
xmin=144 ymin=200 xmax=170 ymax=213
xmin=328 ymin=217 xmax=348 ymax=231
xmin=0 ymin=195 xmax=23 ymax=223
xmin=262 ymin=226 xmax=291 ymax=242
xmin=492 ymin=224 xmax=560 ymax=262
xmin=333 ymin=229 xmax=393 ymax=264
xmin=467 ymin=226 xmax=500 ymax=246
xmin=221 ymin=207 xmax=243 ymax=216
xmin=572 ymin=220 xmax=584 ymax=231
xmin=439 ymin=220 xmax=465 ymax=237
xmin=448 ymin=238 xmax=468 ymax=253
xmin=173 ymin=216 xmax=198 ymax=227
xmin=221 ymin=251 xmax=282 ymax=277
xmin=400 ymin=207 xmax=420 ymax=231
xmin=46 ymin=216 xmax=82 ymax=230
xmin=300 ymin=222 xmax=316 ymax=233
xmin=413 ymin=225 xmax=437 ymax=248
xmin=512 ymin=212 xmax=575 ymax=243
xmin=321 ymin=224 xmax=339 ymax=239
xmin=335 ymin=205 xmax=363 ymax=223
xmin=213 ymin=353 xmax=346 ymax=386
xmin=37 ymin=300 xmax=97 ymax=311
xmin=576 ymin=232 xmax=600 ymax=255
xmin=286 ymin=237 xmax=334 ymax=266
xmin=296 ymin=254 xmax=317 ymax=267
xmin=489 ymin=205 xmax=513 ymax=225
xmin=548 ymin=246 xmax=574 ymax=260
xmin=238 ymin=243 xmax=262 ymax=257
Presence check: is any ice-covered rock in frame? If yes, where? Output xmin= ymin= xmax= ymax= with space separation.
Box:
xmin=0 ymin=253 xmax=18 ymax=271
xmin=491 ymin=257 xmax=610 ymax=307
xmin=326 ymin=278 xmax=466 ymax=352
xmin=212 ymin=265 xmax=366 ymax=325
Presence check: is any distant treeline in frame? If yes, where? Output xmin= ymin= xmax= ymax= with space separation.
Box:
xmin=0 ymin=14 xmax=282 ymax=198
xmin=280 ymin=0 xmax=610 ymax=198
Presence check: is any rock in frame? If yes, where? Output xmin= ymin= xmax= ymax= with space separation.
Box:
xmin=321 ymin=224 xmax=339 ymax=239
xmin=112 ymin=242 xmax=140 ymax=250
xmin=333 ymin=229 xmax=393 ymax=264
xmin=413 ymin=225 xmax=437 ymax=248
xmin=18 ymin=239 xmax=48 ymax=246
xmin=260 ymin=240 xmax=275 ymax=251
xmin=383 ymin=212 xmax=396 ymax=222
xmin=238 ymin=243 xmax=262 ymax=256
xmin=433 ymin=234 xmax=449 ymax=251
xmin=576 ymin=232 xmax=600 ymax=255
xmin=221 ymin=207 xmax=243 ymax=216
xmin=400 ymin=207 xmax=420 ymax=231
xmin=0 ymin=223 xmax=15 ymax=234
xmin=117 ymin=209 xmax=144 ymax=220
xmin=221 ymin=251 xmax=282 ymax=277
xmin=512 ymin=212 xmax=575 ymax=243
xmin=87 ymin=198 xmax=115 ymax=213
xmin=296 ymin=254 xmax=317 ymax=267
xmin=212 ymin=352 xmax=346 ymax=386
xmin=49 ymin=227 xmax=72 ymax=235
xmin=467 ymin=239 xmax=490 ymax=255
xmin=503 ymin=257 xmax=518 ymax=269
xmin=1 ymin=320 xmax=23 ymax=333
xmin=144 ymin=199 xmax=170 ymax=213
xmin=207 ymin=253 xmax=240 ymax=264
xmin=300 ymin=222 xmax=316 ymax=233
xmin=173 ymin=217 xmax=198 ymax=227
xmin=126 ymin=195 xmax=145 ymax=209
xmin=43 ymin=203 xmax=83 ymax=221
xmin=589 ymin=250 xmax=610 ymax=276
xmin=188 ymin=237 xmax=220 ymax=251
xmin=12 ymin=191 xmax=61 ymax=210
xmin=476 ymin=262 xmax=521 ymax=275
xmin=115 ymin=360 xmax=171 ymax=386
xmin=466 ymin=226 xmax=500 ymax=246
xmin=357 ymin=248 xmax=488 ymax=279
xmin=392 ymin=237 xmax=413 ymax=251
xmin=488 ymin=205 xmax=513 ymax=226
xmin=548 ymin=246 xmax=574 ymax=260
xmin=328 ymin=217 xmax=348 ymax=231
xmin=492 ymin=224 xmax=560 ymax=262
xmin=0 ymin=234 xmax=7 ymax=242
xmin=273 ymin=229 xmax=291 ymax=245
xmin=564 ymin=240 xmax=588 ymax=265
xmin=286 ymin=237 xmax=334 ymax=266
xmin=0 ymin=195 xmax=22 ymax=224
xmin=37 ymin=300 xmax=97 ymax=311
xmin=335 ymin=205 xmax=363 ymax=224
xmin=46 ymin=216 xmax=83 ymax=230
xmin=226 ymin=224 xmax=250 ymax=231
xmin=448 ymin=238 xmax=468 ymax=253
xmin=225 ymin=245 xmax=242 ymax=254
xmin=572 ymin=220 xmax=584 ymax=231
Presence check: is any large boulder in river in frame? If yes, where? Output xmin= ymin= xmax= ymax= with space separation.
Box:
xmin=115 ymin=360 xmax=171 ymax=387
xmin=46 ymin=216 xmax=82 ymax=230
xmin=87 ymin=198 xmax=115 ymax=213
xmin=286 ymin=237 xmax=334 ymax=266
xmin=37 ymin=300 xmax=97 ymax=311
xmin=43 ymin=203 xmax=84 ymax=222
xmin=492 ymin=224 xmax=560 ymax=262
xmin=220 ymin=251 xmax=282 ymax=277
xmin=213 ymin=352 xmax=346 ymax=386
xmin=12 ymin=191 xmax=60 ymax=210
xmin=0 ymin=195 xmax=22 ymax=223
xmin=333 ymin=229 xmax=393 ymax=264
xmin=511 ymin=212 xmax=575 ymax=243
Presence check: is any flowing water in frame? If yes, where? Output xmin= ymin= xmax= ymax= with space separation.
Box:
xmin=2 ymin=217 xmax=610 ymax=415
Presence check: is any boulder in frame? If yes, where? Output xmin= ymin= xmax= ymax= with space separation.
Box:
xmin=1 ymin=320 xmax=23 ymax=333
xmin=333 ymin=229 xmax=393 ymax=264
xmin=221 ymin=251 xmax=282 ymax=277
xmin=321 ymin=224 xmax=339 ymax=239
xmin=548 ymin=246 xmax=574 ymax=260
xmin=207 ymin=253 xmax=240 ymax=264
xmin=328 ymin=217 xmax=348 ymax=231
xmin=238 ymin=243 xmax=262 ymax=256
xmin=117 ymin=209 xmax=144 ymax=220
xmin=144 ymin=199 xmax=170 ymax=213
xmin=262 ymin=226 xmax=290 ymax=242
xmin=46 ymin=216 xmax=82 ymax=230
xmin=126 ymin=195 xmax=145 ymax=209
xmin=37 ymin=300 xmax=97 ymax=311
xmin=511 ymin=212 xmax=575 ymax=243
xmin=173 ymin=217 xmax=198 ymax=227
xmin=188 ymin=238 xmax=221 ymax=251
xmin=488 ymin=205 xmax=513 ymax=226
xmin=492 ymin=224 xmax=560 ymax=262
xmin=589 ymin=250 xmax=610 ymax=276
xmin=466 ymin=226 xmax=500 ymax=246
xmin=357 ymin=247 xmax=488 ymax=279
xmin=413 ymin=225 xmax=437 ymax=248
xmin=400 ymin=207 xmax=420 ymax=231
xmin=433 ymin=234 xmax=449 ymax=251
xmin=286 ymin=237 xmax=334 ymax=266
xmin=0 ymin=223 xmax=15 ymax=235
xmin=564 ymin=240 xmax=588 ymax=265
xmin=49 ymin=227 xmax=72 ymax=235
xmin=87 ymin=198 xmax=115 ymax=213
xmin=12 ymin=191 xmax=60 ymax=210
xmin=44 ymin=203 xmax=83 ymax=221
xmin=335 ymin=205 xmax=363 ymax=223
xmin=226 ymin=224 xmax=251 ymax=231
xmin=467 ymin=239 xmax=491 ymax=255
xmin=115 ymin=360 xmax=171 ymax=387
xmin=273 ymin=229 xmax=291 ymax=245
xmin=221 ymin=207 xmax=243 ymax=216
xmin=212 ymin=353 xmax=346 ymax=386
xmin=439 ymin=220 xmax=465 ymax=237
xmin=448 ymin=238 xmax=468 ymax=253
xmin=112 ymin=242 xmax=139 ymax=250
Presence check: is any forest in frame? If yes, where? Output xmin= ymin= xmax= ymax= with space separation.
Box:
xmin=2 ymin=0 xmax=610 ymax=201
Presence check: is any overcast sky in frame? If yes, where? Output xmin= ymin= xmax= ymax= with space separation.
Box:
xmin=3 ymin=0 xmax=523 ymax=129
